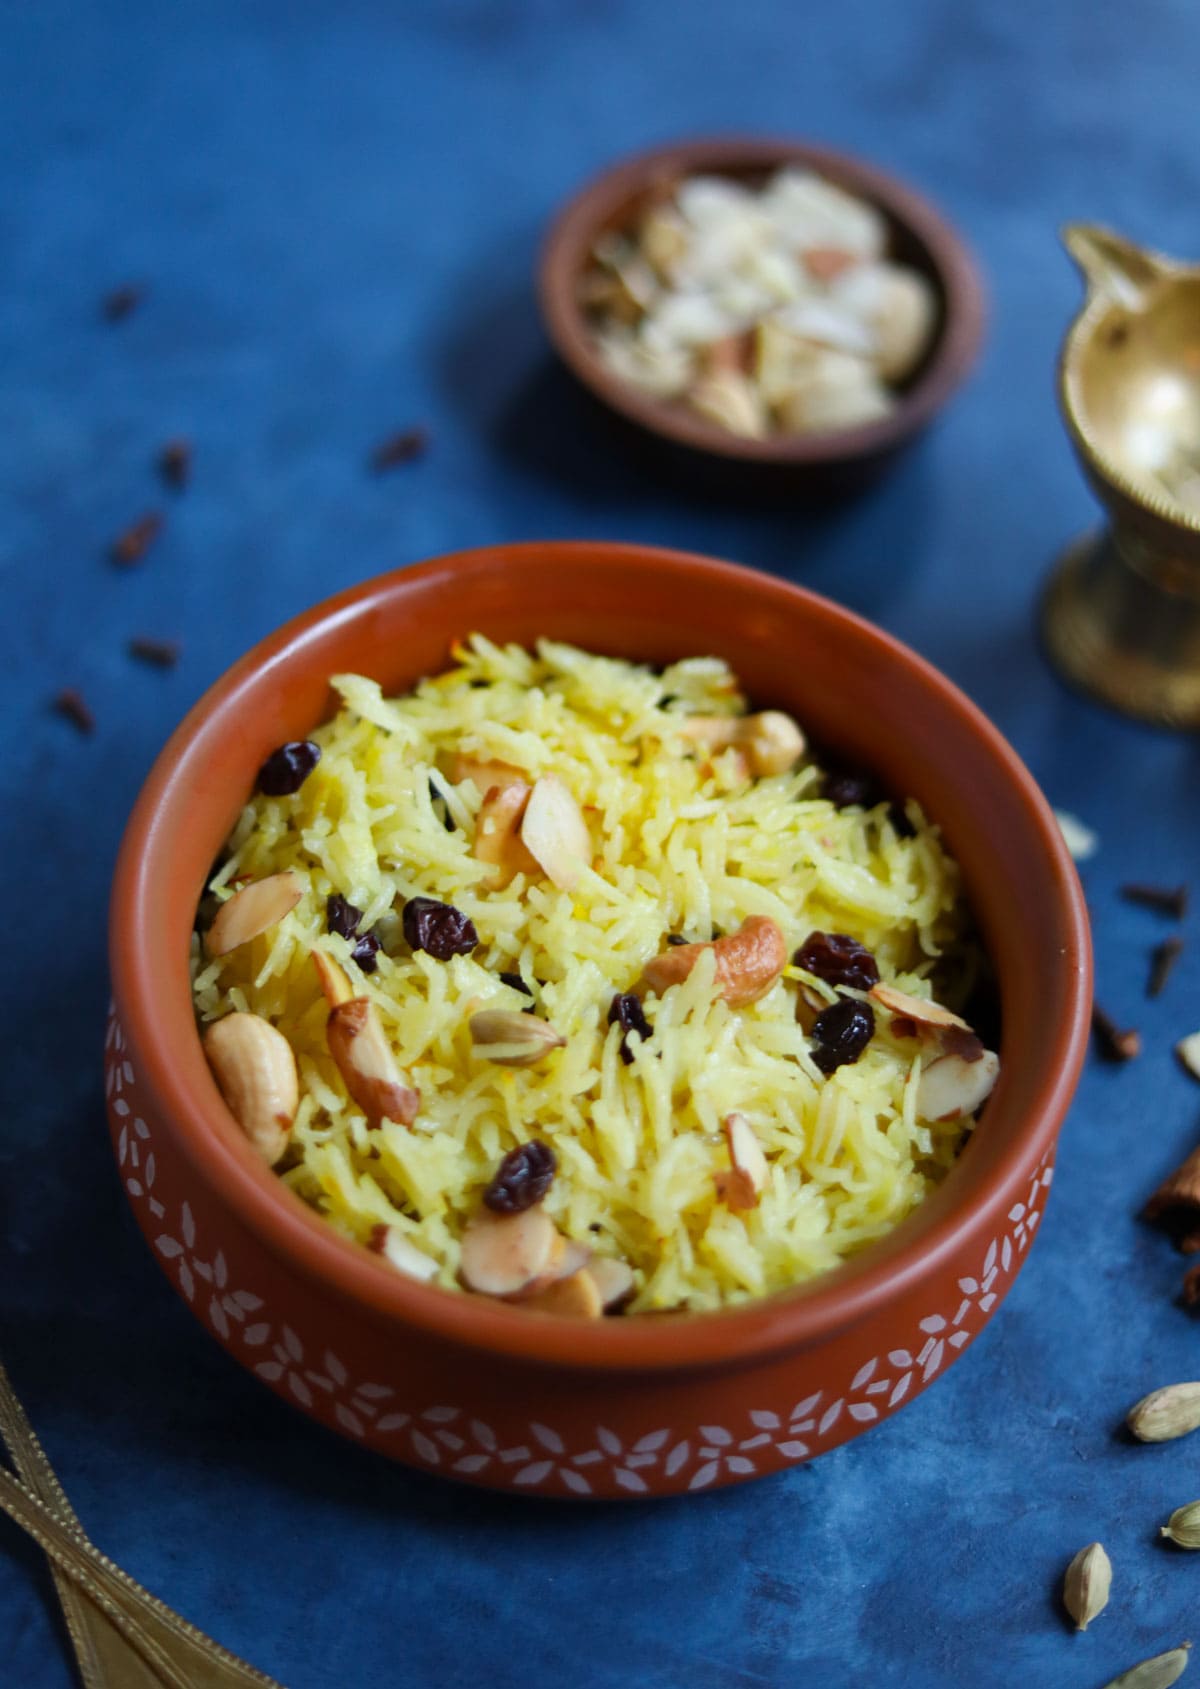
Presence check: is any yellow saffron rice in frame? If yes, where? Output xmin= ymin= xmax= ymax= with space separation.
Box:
xmin=192 ymin=635 xmax=979 ymax=1312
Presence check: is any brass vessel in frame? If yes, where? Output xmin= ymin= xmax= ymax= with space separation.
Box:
xmin=1043 ymin=223 xmax=1200 ymax=727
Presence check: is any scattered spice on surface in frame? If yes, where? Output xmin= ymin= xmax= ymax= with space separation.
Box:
xmin=367 ymin=1222 xmax=388 ymax=1253
xmin=1182 ymin=1264 xmax=1200 ymax=1309
xmin=1127 ymin=1382 xmax=1200 ymax=1441
xmin=111 ymin=511 xmax=163 ymax=565
xmin=1149 ymin=936 xmax=1185 ymax=999
xmin=483 ymin=1140 xmax=557 ymax=1214
xmin=128 ymin=635 xmax=180 ymax=668
xmin=1061 ymin=1540 xmax=1112 ymax=1631
xmin=1098 ymin=1644 xmax=1191 ymax=1689
xmin=811 ymin=997 xmax=875 ymax=1075
xmin=1161 ymin=1503 xmax=1200 ymax=1549
xmin=1122 ymin=882 xmax=1189 ymax=920
xmin=1092 ymin=1004 xmax=1141 ymax=1063
xmin=608 ymin=992 xmax=652 ymax=1065
xmin=257 ymin=740 xmax=321 ymax=796
xmin=1144 ymin=1145 xmax=1200 ymax=1253
xmin=369 ymin=426 xmax=428 ymax=472
xmin=402 ymin=896 xmax=478 ymax=960
xmin=793 ymin=931 xmax=880 ymax=992
xmin=158 ymin=438 xmax=192 ymax=489
xmin=1177 ymin=1032 xmax=1200 ymax=1083
xmin=1054 ymin=809 xmax=1099 ymax=862
xmin=101 ymin=283 xmax=144 ymax=322
xmin=52 ymin=688 xmax=94 ymax=734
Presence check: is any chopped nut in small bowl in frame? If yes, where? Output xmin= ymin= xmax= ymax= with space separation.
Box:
xmin=540 ymin=137 xmax=985 ymax=493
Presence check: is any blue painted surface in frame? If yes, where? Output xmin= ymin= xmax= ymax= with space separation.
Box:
xmin=3 ymin=2 xmax=1200 ymax=1684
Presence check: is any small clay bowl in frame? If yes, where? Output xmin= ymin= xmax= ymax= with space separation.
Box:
xmin=539 ymin=137 xmax=986 ymax=493
xmin=107 ymin=542 xmax=1089 ymax=1499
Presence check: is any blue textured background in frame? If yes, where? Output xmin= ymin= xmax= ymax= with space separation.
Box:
xmin=4 ymin=2 xmax=1200 ymax=1685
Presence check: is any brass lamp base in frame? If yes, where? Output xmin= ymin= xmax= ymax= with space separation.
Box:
xmin=1042 ymin=527 xmax=1200 ymax=729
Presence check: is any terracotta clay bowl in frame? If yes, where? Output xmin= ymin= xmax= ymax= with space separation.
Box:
xmin=107 ymin=542 xmax=1089 ymax=1499
xmin=539 ymin=137 xmax=987 ymax=494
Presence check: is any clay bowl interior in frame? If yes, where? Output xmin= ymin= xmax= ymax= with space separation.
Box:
xmin=110 ymin=542 xmax=1089 ymax=1376
xmin=539 ymin=137 xmax=987 ymax=489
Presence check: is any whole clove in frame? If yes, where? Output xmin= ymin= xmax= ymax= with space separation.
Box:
xmin=111 ymin=512 xmax=163 ymax=565
xmin=1092 ymin=1004 xmax=1141 ymax=1062
xmin=369 ymin=427 xmax=428 ymax=473
xmin=101 ymin=283 xmax=144 ymax=322
xmin=1121 ymin=882 xmax=1189 ymax=920
xmin=128 ymin=635 xmax=180 ymax=668
xmin=52 ymin=689 xmax=94 ymax=734
xmin=158 ymin=439 xmax=192 ymax=489
xmin=1149 ymin=936 xmax=1185 ymax=999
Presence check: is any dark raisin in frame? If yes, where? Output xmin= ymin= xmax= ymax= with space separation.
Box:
xmin=499 ymin=971 xmax=533 ymax=997
xmin=483 ymin=1140 xmax=557 ymax=1214
xmin=351 ymin=931 xmax=381 ymax=973
xmin=428 ymin=778 xmax=456 ymax=832
xmin=258 ymin=740 xmax=321 ymax=796
xmin=811 ymin=998 xmax=875 ymax=1075
xmin=608 ymin=992 xmax=651 ymax=1065
xmin=326 ymin=893 xmax=363 ymax=939
xmin=887 ymin=800 xmax=916 ymax=839
xmin=402 ymin=896 xmax=478 ymax=959
xmin=665 ymin=933 xmax=689 ymax=947
xmin=793 ymin=932 xmax=880 ymax=992
xmin=820 ymin=768 xmax=880 ymax=810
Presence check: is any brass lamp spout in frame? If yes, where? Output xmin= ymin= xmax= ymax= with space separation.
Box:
xmin=1042 ymin=224 xmax=1200 ymax=727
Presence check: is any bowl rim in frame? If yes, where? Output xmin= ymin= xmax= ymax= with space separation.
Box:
xmin=538 ymin=134 xmax=987 ymax=465
xmin=110 ymin=541 xmax=1091 ymax=1375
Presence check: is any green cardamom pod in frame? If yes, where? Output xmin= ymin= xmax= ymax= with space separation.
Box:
xmin=1162 ymin=1503 xmax=1200 ymax=1549
xmin=1102 ymin=1643 xmax=1191 ymax=1689
xmin=1062 ymin=1540 xmax=1112 ymax=1630
xmin=1127 ymin=1382 xmax=1200 ymax=1442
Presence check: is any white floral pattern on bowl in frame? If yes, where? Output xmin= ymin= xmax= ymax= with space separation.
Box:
xmin=106 ymin=1009 xmax=1053 ymax=1497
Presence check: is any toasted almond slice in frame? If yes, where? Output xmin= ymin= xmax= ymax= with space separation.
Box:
xmin=473 ymin=779 xmax=539 ymax=887
xmin=1178 ymin=1032 xmax=1200 ymax=1081
xmin=459 ymin=1206 xmax=558 ymax=1298
xmin=870 ymin=981 xmax=969 ymax=1035
xmin=312 ymin=949 xmax=354 ymax=1007
xmin=520 ymin=774 xmax=591 ymax=891
xmin=449 ymin=752 xmax=527 ymax=793
xmin=916 ymin=1049 xmax=1000 ymax=1122
xmin=643 ymin=915 xmax=787 ymax=1009
xmin=469 ymin=1010 xmax=565 ymax=1067
xmin=205 ymin=870 xmax=302 ymax=956
xmin=326 ymin=997 xmax=419 ymax=1126
xmin=718 ymin=1112 xmax=769 ymax=1210
xmin=524 ymin=1266 xmax=603 ymax=1318
xmin=368 ymin=1224 xmax=439 ymax=1282
xmin=203 ymin=1011 xmax=297 ymax=1166
xmin=586 ymin=1256 xmax=637 ymax=1313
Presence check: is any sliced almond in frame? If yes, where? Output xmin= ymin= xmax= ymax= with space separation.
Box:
xmin=473 ymin=779 xmax=539 ymax=887
xmin=368 ymin=1224 xmax=439 ymax=1282
xmin=203 ymin=1012 xmax=297 ymax=1166
xmin=520 ymin=774 xmax=591 ymax=891
xmin=312 ymin=949 xmax=354 ymax=1007
xmin=586 ymin=1255 xmax=637 ymax=1313
xmin=717 ymin=1112 xmax=769 ymax=1210
xmin=916 ymin=1049 xmax=1000 ymax=1122
xmin=870 ymin=981 xmax=969 ymax=1037
xmin=449 ymin=752 xmax=527 ymax=794
xmin=1178 ymin=1032 xmax=1200 ymax=1081
xmin=459 ymin=1206 xmax=558 ymax=1298
xmin=469 ymin=1010 xmax=565 ymax=1067
xmin=524 ymin=1266 xmax=603 ymax=1318
xmin=205 ymin=870 xmax=302 ymax=956
xmin=326 ymin=997 xmax=419 ymax=1126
